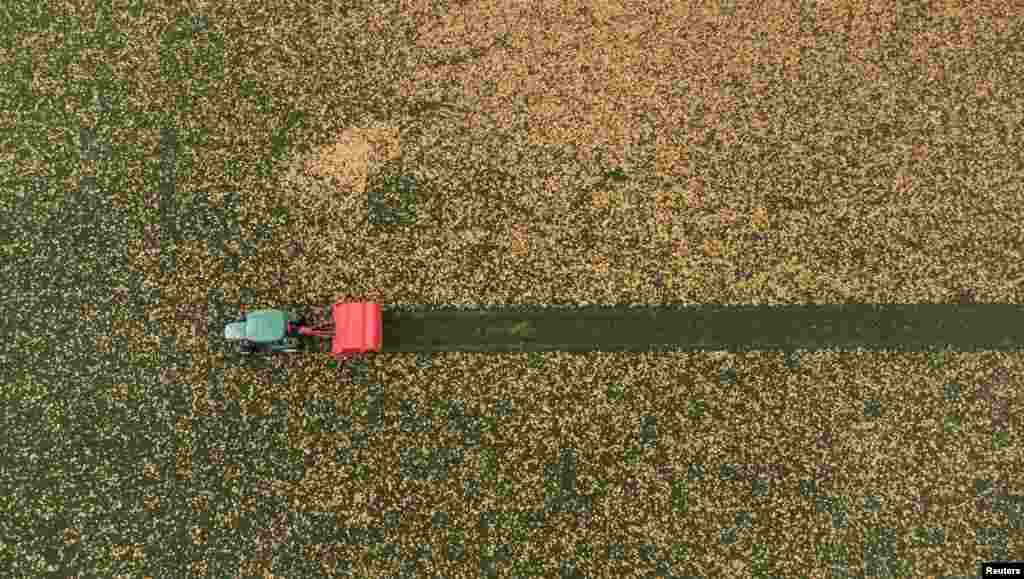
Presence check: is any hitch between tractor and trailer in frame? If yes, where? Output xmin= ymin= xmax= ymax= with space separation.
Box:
xmin=230 ymin=302 xmax=383 ymax=360
xmin=289 ymin=302 xmax=382 ymax=359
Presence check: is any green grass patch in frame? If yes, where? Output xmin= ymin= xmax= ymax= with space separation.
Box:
xmin=223 ymin=476 xmax=242 ymax=497
xmin=894 ymin=558 xmax=914 ymax=577
xmin=239 ymin=382 xmax=256 ymax=402
xmin=752 ymin=543 xmax=770 ymax=577
xmin=687 ymin=399 xmax=706 ymax=419
xmin=606 ymin=382 xmax=625 ymax=401
xmin=510 ymin=512 xmax=529 ymax=543
xmin=269 ymin=205 xmax=290 ymax=226
xmin=368 ymin=172 xmax=419 ymax=226
xmin=482 ymin=415 xmax=498 ymax=433
xmin=943 ymin=414 xmax=961 ymax=434
xmin=575 ymin=542 xmax=593 ymax=561
xmin=624 ymin=447 xmax=642 ymax=465
xmin=433 ymin=399 xmax=450 ymax=419
xmin=994 ymin=431 xmax=1010 ymax=449
xmin=816 ymin=542 xmax=848 ymax=565
xmin=512 ymin=557 xmax=544 ymax=576
xmin=832 ymin=495 xmax=850 ymax=514
xmin=481 ymin=448 xmax=498 ymax=481
xmin=671 ymin=543 xmax=689 ymax=563
xmin=352 ymin=463 xmax=369 ymax=481
xmin=271 ymin=431 xmax=289 ymax=451
xmin=605 ymin=166 xmax=628 ymax=182
xmin=509 ymin=320 xmax=535 ymax=338
xmin=526 ymin=351 xmax=545 ymax=368
xmin=352 ymin=398 xmax=368 ymax=418
xmin=671 ymin=480 xmax=688 ymax=514
xmin=254 ymin=459 xmax=274 ymax=479
xmin=927 ymin=348 xmax=948 ymax=369
xmin=943 ymin=382 xmax=962 ymax=402
xmin=911 ymin=526 xmax=946 ymax=547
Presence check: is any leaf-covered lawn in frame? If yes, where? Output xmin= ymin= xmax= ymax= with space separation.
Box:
xmin=2 ymin=1 xmax=1022 ymax=577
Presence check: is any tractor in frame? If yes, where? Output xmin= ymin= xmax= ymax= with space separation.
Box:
xmin=223 ymin=302 xmax=382 ymax=360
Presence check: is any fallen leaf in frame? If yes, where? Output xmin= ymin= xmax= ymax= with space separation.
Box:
xmin=796 ymin=269 xmax=818 ymax=291
xmin=509 ymin=225 xmax=530 ymax=257
xmin=591 ymin=190 xmax=611 ymax=210
xmin=942 ymin=0 xmax=962 ymax=18
xmin=655 ymin=141 xmax=689 ymax=176
xmin=686 ymin=190 xmax=704 ymax=209
xmin=608 ymin=189 xmax=627 ymax=208
xmin=702 ymin=239 xmax=723 ymax=257
xmin=751 ymin=206 xmax=770 ymax=231
xmin=654 ymin=190 xmax=677 ymax=221
xmin=655 ymin=222 xmax=673 ymax=243
xmin=304 ymin=124 xmax=400 ymax=194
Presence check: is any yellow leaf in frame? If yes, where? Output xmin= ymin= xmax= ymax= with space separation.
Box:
xmin=702 ymin=239 xmax=723 ymax=257
xmin=745 ymin=271 xmax=771 ymax=292
xmin=654 ymin=189 xmax=678 ymax=212
xmin=751 ymin=206 xmax=770 ymax=231
xmin=655 ymin=222 xmax=673 ymax=243
xmin=782 ymin=44 xmax=801 ymax=69
xmin=655 ymin=141 xmax=689 ymax=176
xmin=684 ymin=268 xmax=706 ymax=290
xmin=621 ymin=270 xmax=642 ymax=290
xmin=609 ymin=189 xmax=626 ymax=208
xmin=797 ymin=269 xmax=818 ymax=291
xmin=782 ymin=255 xmax=802 ymax=275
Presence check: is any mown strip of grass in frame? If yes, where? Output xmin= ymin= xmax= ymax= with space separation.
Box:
xmin=379 ymin=304 xmax=1024 ymax=352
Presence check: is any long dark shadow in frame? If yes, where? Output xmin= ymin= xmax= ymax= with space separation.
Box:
xmin=379 ymin=304 xmax=1024 ymax=352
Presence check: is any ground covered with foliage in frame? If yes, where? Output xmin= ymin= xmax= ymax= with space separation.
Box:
xmin=2 ymin=1 xmax=1022 ymax=577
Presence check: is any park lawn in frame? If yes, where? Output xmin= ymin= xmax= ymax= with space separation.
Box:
xmin=3 ymin=0 xmax=1021 ymax=576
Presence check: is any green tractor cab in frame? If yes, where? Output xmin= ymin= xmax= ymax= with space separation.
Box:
xmin=224 ymin=308 xmax=303 ymax=354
